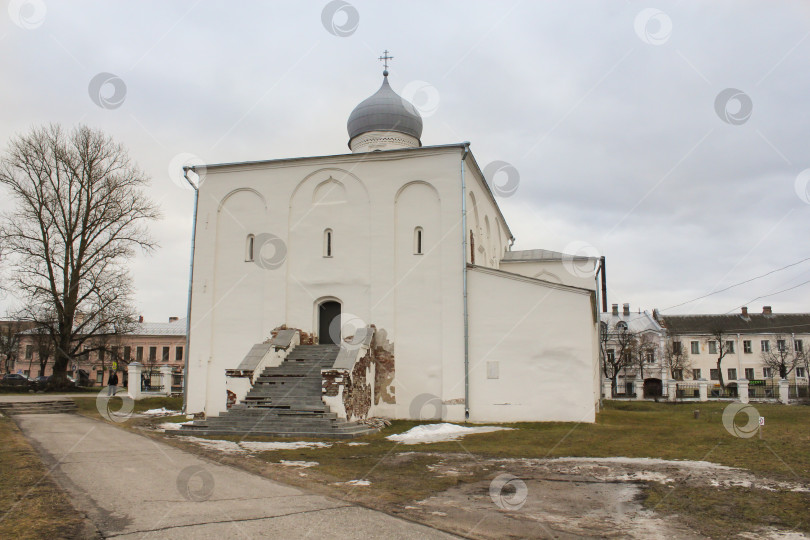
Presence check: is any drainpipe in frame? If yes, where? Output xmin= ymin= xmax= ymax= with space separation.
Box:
xmin=182 ymin=166 xmax=200 ymax=414
xmin=460 ymin=142 xmax=471 ymax=420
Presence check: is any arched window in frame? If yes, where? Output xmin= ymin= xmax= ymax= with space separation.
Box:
xmin=414 ymin=227 xmax=423 ymax=255
xmin=246 ymin=234 xmax=255 ymax=261
xmin=323 ymin=229 xmax=333 ymax=257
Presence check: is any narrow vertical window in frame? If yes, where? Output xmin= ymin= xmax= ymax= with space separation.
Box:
xmin=414 ymin=227 xmax=423 ymax=255
xmin=324 ymin=229 xmax=333 ymax=257
xmin=469 ymin=230 xmax=475 ymax=264
xmin=246 ymin=234 xmax=255 ymax=261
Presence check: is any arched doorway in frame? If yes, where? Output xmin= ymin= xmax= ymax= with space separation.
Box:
xmin=643 ymin=378 xmax=663 ymax=398
xmin=318 ymin=301 xmax=341 ymax=345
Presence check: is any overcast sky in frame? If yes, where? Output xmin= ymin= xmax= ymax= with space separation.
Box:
xmin=1 ymin=1 xmax=809 ymax=322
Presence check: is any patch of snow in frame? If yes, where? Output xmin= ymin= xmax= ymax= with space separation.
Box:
xmin=346 ymin=442 xmax=369 ymax=446
xmin=159 ymin=422 xmax=192 ymax=431
xmin=181 ymin=437 xmax=244 ymax=453
xmin=346 ymin=479 xmax=371 ymax=486
xmin=550 ymin=456 xmax=738 ymax=470
xmin=240 ymin=441 xmax=331 ymax=452
xmin=386 ymin=423 xmax=513 ymax=444
xmin=279 ymin=460 xmax=318 ymax=468
xmin=142 ymin=408 xmax=181 ymax=416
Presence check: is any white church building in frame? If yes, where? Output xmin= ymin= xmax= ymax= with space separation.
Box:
xmin=183 ymin=64 xmax=602 ymax=430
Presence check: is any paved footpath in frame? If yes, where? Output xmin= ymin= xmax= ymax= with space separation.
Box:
xmin=14 ymin=413 xmax=458 ymax=539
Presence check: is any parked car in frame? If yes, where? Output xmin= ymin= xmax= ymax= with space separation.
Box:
xmin=1 ymin=373 xmax=33 ymax=387
xmin=33 ymin=375 xmax=51 ymax=388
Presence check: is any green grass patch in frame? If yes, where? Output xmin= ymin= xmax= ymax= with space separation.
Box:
xmin=0 ymin=416 xmax=91 ymax=539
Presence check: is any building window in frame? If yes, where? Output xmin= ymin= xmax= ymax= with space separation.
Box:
xmin=672 ymin=341 xmax=682 ymax=354
xmin=797 ymin=367 xmax=807 ymax=378
xmin=777 ymin=339 xmax=786 ymax=352
xmin=726 ymin=341 xmax=735 ymax=353
xmin=673 ymin=369 xmax=683 ymax=380
xmin=470 ymin=230 xmax=475 ymax=264
xmin=96 ymin=371 xmax=103 ymax=384
xmin=761 ymin=340 xmax=770 ymax=352
xmin=645 ymin=352 xmax=655 ymax=364
xmin=708 ymin=341 xmax=717 ymax=354
xmin=745 ymin=368 xmax=754 ymax=380
xmin=98 ymin=348 xmax=105 ymax=362
xmin=25 ymin=345 xmax=33 ymax=360
xmin=176 ymin=346 xmax=183 ymax=361
xmin=795 ymin=340 xmax=804 ymax=353
xmin=743 ymin=340 xmax=752 ymax=354
xmin=149 ymin=347 xmax=157 ymax=363
xmin=111 ymin=346 xmax=119 ymax=361
xmin=136 ymin=346 xmax=144 ymax=362
xmin=246 ymin=234 xmax=255 ymax=262
xmin=763 ymin=367 xmax=773 ymax=378
xmin=710 ymin=368 xmax=720 ymax=380
xmin=124 ymin=346 xmax=132 ymax=362
xmin=414 ymin=227 xmax=423 ymax=255
xmin=727 ymin=368 xmax=737 ymax=381
xmin=691 ymin=341 xmax=700 ymax=355
xmin=162 ymin=347 xmax=170 ymax=362
xmin=616 ymin=321 xmax=628 ymax=332
xmin=692 ymin=369 xmax=701 ymax=380
xmin=23 ymin=370 xmax=29 ymax=376
xmin=321 ymin=229 xmax=333 ymax=257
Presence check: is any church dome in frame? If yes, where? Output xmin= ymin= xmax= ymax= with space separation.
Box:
xmin=347 ymin=72 xmax=423 ymax=150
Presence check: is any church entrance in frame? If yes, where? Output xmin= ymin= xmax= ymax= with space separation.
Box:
xmin=318 ymin=301 xmax=341 ymax=345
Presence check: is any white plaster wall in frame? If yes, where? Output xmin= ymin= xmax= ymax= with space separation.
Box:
xmin=187 ymin=147 xmax=468 ymax=416
xmin=466 ymin=267 xmax=599 ymax=423
xmin=499 ymin=260 xmax=598 ymax=290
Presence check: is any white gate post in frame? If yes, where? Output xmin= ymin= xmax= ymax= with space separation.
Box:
xmin=128 ymin=362 xmax=142 ymax=400
xmin=737 ymin=379 xmax=749 ymax=404
xmin=698 ymin=379 xmax=708 ymax=402
xmin=160 ymin=365 xmax=173 ymax=397
xmin=667 ymin=380 xmax=678 ymax=402
xmin=602 ymin=378 xmax=613 ymax=399
xmin=779 ymin=379 xmax=790 ymax=404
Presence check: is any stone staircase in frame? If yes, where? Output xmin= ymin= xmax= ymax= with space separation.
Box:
xmin=0 ymin=399 xmax=78 ymax=415
xmin=178 ymin=344 xmax=377 ymax=439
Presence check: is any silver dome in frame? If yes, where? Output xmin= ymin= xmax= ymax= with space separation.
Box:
xmin=347 ymin=75 xmax=423 ymax=145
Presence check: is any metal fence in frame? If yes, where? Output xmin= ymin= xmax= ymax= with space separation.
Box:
xmin=709 ymin=385 xmax=738 ymax=398
xmin=141 ymin=371 xmax=164 ymax=393
xmin=675 ymin=381 xmax=700 ymax=399
xmin=789 ymin=383 xmax=810 ymax=401
xmin=748 ymin=382 xmax=779 ymax=400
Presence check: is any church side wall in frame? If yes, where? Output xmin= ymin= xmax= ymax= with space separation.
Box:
xmin=466 ymin=267 xmax=598 ymax=423
xmin=499 ymin=260 xmax=598 ymax=290
xmin=463 ymin=165 xmax=511 ymax=269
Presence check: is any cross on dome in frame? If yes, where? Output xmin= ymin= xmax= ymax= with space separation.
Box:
xmin=378 ymin=49 xmax=393 ymax=76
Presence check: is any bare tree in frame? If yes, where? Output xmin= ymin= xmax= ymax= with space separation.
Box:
xmin=0 ymin=321 xmax=24 ymax=374
xmin=761 ymin=334 xmax=802 ymax=380
xmin=0 ymin=125 xmax=159 ymax=387
xmin=601 ymin=321 xmax=636 ymax=393
xmin=708 ymin=329 xmax=733 ymax=389
xmin=662 ymin=336 xmax=691 ymax=380
xmin=31 ymin=327 xmax=54 ymax=377
xmin=631 ymin=333 xmax=659 ymax=380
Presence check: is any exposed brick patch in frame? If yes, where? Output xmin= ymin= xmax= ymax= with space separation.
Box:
xmin=343 ymin=354 xmax=372 ymax=419
xmin=226 ymin=389 xmax=236 ymax=409
xmin=371 ymin=328 xmax=396 ymax=405
xmin=322 ymin=370 xmax=344 ymax=397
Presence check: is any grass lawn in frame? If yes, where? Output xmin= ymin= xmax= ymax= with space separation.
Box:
xmin=0 ymin=415 xmax=92 ymax=539
xmin=154 ymin=400 xmax=810 ymax=538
